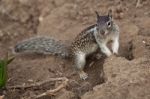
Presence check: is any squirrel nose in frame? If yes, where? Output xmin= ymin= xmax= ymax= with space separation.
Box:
xmin=100 ymin=30 xmax=105 ymax=35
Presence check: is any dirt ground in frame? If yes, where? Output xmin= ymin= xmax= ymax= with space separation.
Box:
xmin=0 ymin=0 xmax=150 ymax=99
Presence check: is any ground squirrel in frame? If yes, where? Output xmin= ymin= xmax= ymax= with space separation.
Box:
xmin=14 ymin=10 xmax=119 ymax=80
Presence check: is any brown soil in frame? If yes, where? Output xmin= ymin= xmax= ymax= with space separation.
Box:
xmin=0 ymin=0 xmax=150 ymax=99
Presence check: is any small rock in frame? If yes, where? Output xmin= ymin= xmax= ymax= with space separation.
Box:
xmin=27 ymin=79 xmax=34 ymax=83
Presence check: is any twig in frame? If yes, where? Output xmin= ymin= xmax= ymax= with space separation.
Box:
xmin=7 ymin=77 xmax=68 ymax=89
xmin=35 ymin=77 xmax=69 ymax=98
xmin=136 ymin=0 xmax=142 ymax=8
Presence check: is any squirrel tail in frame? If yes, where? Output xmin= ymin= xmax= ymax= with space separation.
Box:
xmin=14 ymin=37 xmax=70 ymax=58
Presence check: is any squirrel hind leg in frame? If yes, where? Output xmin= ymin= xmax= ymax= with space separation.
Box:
xmin=74 ymin=52 xmax=88 ymax=80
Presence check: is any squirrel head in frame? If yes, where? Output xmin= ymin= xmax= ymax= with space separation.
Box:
xmin=95 ymin=9 xmax=113 ymax=36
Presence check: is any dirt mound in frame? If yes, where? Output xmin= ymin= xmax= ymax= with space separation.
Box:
xmin=0 ymin=0 xmax=150 ymax=99
xmin=82 ymin=56 xmax=150 ymax=99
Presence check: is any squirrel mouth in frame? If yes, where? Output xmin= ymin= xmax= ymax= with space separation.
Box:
xmin=101 ymin=30 xmax=108 ymax=36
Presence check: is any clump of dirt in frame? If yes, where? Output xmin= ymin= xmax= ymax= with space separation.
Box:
xmin=0 ymin=0 xmax=150 ymax=99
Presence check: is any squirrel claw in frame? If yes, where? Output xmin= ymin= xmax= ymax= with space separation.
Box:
xmin=79 ymin=71 xmax=88 ymax=80
xmin=113 ymin=53 xmax=119 ymax=57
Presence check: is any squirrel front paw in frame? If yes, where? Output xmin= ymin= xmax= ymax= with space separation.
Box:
xmin=113 ymin=52 xmax=120 ymax=57
xmin=105 ymin=51 xmax=112 ymax=57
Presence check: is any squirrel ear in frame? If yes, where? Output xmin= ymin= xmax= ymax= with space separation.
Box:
xmin=95 ymin=11 xmax=100 ymax=20
xmin=108 ymin=9 xmax=112 ymax=18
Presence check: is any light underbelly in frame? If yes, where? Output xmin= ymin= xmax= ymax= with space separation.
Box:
xmin=82 ymin=43 xmax=98 ymax=55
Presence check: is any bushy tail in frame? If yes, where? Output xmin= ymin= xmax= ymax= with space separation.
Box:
xmin=14 ymin=37 xmax=70 ymax=58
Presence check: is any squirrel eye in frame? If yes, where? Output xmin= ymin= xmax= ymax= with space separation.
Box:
xmin=107 ymin=22 xmax=111 ymax=27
